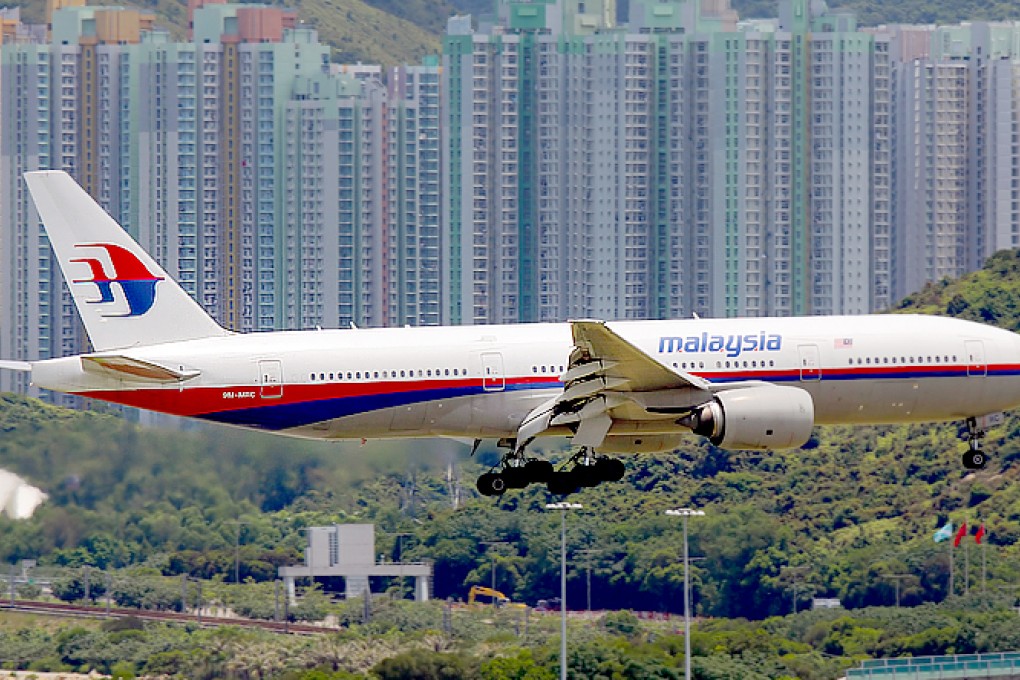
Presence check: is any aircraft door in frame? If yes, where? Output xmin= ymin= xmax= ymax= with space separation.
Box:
xmin=965 ymin=340 xmax=987 ymax=377
xmin=798 ymin=345 xmax=821 ymax=381
xmin=259 ymin=360 xmax=284 ymax=398
xmin=481 ymin=352 xmax=505 ymax=392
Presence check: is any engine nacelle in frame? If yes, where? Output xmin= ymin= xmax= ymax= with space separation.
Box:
xmin=680 ymin=385 xmax=814 ymax=450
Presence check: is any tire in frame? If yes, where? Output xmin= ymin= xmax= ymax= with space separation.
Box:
xmin=547 ymin=471 xmax=579 ymax=496
xmin=503 ymin=466 xmax=530 ymax=489
xmin=574 ymin=464 xmax=602 ymax=487
xmin=594 ymin=457 xmax=626 ymax=482
xmin=476 ymin=472 xmax=505 ymax=496
xmin=963 ymin=450 xmax=987 ymax=470
xmin=524 ymin=459 xmax=554 ymax=483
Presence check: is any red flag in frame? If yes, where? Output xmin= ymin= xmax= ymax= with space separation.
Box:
xmin=975 ymin=524 xmax=986 ymax=544
xmin=954 ymin=522 xmax=968 ymax=547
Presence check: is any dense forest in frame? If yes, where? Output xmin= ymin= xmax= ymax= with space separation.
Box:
xmin=4 ymin=251 xmax=1020 ymax=677
xmin=4 ymin=251 xmax=1020 ymax=618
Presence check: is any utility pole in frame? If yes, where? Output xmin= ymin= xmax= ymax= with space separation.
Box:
xmin=481 ymin=540 xmax=510 ymax=608
xmin=780 ymin=565 xmax=809 ymax=615
xmin=880 ymin=574 xmax=912 ymax=607
xmin=577 ymin=549 xmax=602 ymax=612
xmin=226 ymin=520 xmax=251 ymax=584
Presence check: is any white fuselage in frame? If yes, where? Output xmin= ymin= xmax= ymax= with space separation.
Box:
xmin=27 ymin=314 xmax=1020 ymax=447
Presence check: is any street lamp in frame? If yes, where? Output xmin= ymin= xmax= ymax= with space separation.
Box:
xmin=666 ymin=508 xmax=705 ymax=680
xmin=546 ymin=501 xmax=582 ymax=680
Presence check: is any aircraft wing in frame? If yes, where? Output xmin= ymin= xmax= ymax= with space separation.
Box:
xmin=569 ymin=319 xmax=710 ymax=392
xmin=515 ymin=320 xmax=713 ymax=449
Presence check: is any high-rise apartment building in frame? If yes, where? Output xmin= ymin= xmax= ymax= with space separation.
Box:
xmin=0 ymin=1 xmax=441 ymax=397
xmin=442 ymin=0 xmax=902 ymax=323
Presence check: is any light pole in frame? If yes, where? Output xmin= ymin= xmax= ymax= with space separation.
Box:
xmin=666 ymin=508 xmax=705 ymax=680
xmin=547 ymin=502 xmax=582 ymax=680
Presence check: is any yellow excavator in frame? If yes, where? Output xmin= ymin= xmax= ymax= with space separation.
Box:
xmin=467 ymin=585 xmax=526 ymax=608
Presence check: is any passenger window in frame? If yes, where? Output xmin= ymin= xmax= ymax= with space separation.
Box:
xmin=329 ymin=373 xmax=335 ymax=380
xmin=356 ymin=372 xmax=361 ymax=379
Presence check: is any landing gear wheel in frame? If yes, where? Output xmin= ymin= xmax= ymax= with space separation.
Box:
xmin=574 ymin=464 xmax=602 ymax=488
xmin=547 ymin=470 xmax=579 ymax=496
xmin=503 ymin=466 xmax=530 ymax=489
xmin=962 ymin=450 xmax=987 ymax=471
xmin=476 ymin=472 xmax=507 ymax=496
xmin=593 ymin=457 xmax=626 ymax=482
xmin=524 ymin=459 xmax=554 ymax=483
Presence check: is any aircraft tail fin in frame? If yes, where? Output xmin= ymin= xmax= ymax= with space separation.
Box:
xmin=24 ymin=170 xmax=229 ymax=351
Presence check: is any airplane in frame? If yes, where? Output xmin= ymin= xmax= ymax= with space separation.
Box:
xmin=2 ymin=170 xmax=1019 ymax=496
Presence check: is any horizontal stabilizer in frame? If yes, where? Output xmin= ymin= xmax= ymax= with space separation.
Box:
xmin=0 ymin=360 xmax=31 ymax=372
xmin=82 ymin=355 xmax=200 ymax=383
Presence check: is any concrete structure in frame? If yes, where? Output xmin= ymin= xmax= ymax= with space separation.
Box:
xmin=278 ymin=524 xmax=431 ymax=602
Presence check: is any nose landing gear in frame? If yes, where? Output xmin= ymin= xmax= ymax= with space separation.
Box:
xmin=962 ymin=416 xmax=988 ymax=471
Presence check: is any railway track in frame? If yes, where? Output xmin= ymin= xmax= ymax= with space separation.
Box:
xmin=0 ymin=599 xmax=337 ymax=635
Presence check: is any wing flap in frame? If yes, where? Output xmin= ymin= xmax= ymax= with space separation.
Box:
xmin=513 ymin=320 xmax=713 ymax=451
xmin=82 ymin=355 xmax=200 ymax=383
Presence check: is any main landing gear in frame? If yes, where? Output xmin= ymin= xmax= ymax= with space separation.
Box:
xmin=962 ymin=416 xmax=988 ymax=471
xmin=475 ymin=446 xmax=626 ymax=497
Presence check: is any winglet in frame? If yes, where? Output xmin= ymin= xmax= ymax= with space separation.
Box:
xmin=24 ymin=171 xmax=230 ymax=351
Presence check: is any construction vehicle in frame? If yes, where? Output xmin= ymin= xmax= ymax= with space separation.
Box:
xmin=467 ymin=585 xmax=526 ymax=608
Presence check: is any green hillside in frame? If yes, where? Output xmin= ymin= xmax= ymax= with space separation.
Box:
xmin=4 ymin=252 xmax=1020 ymax=675
xmin=3 ymin=252 xmax=1020 ymax=619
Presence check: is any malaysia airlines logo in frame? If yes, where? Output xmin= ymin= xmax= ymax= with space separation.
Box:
xmin=71 ymin=243 xmax=164 ymax=317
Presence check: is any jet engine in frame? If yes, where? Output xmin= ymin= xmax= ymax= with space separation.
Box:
xmin=679 ymin=385 xmax=814 ymax=450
